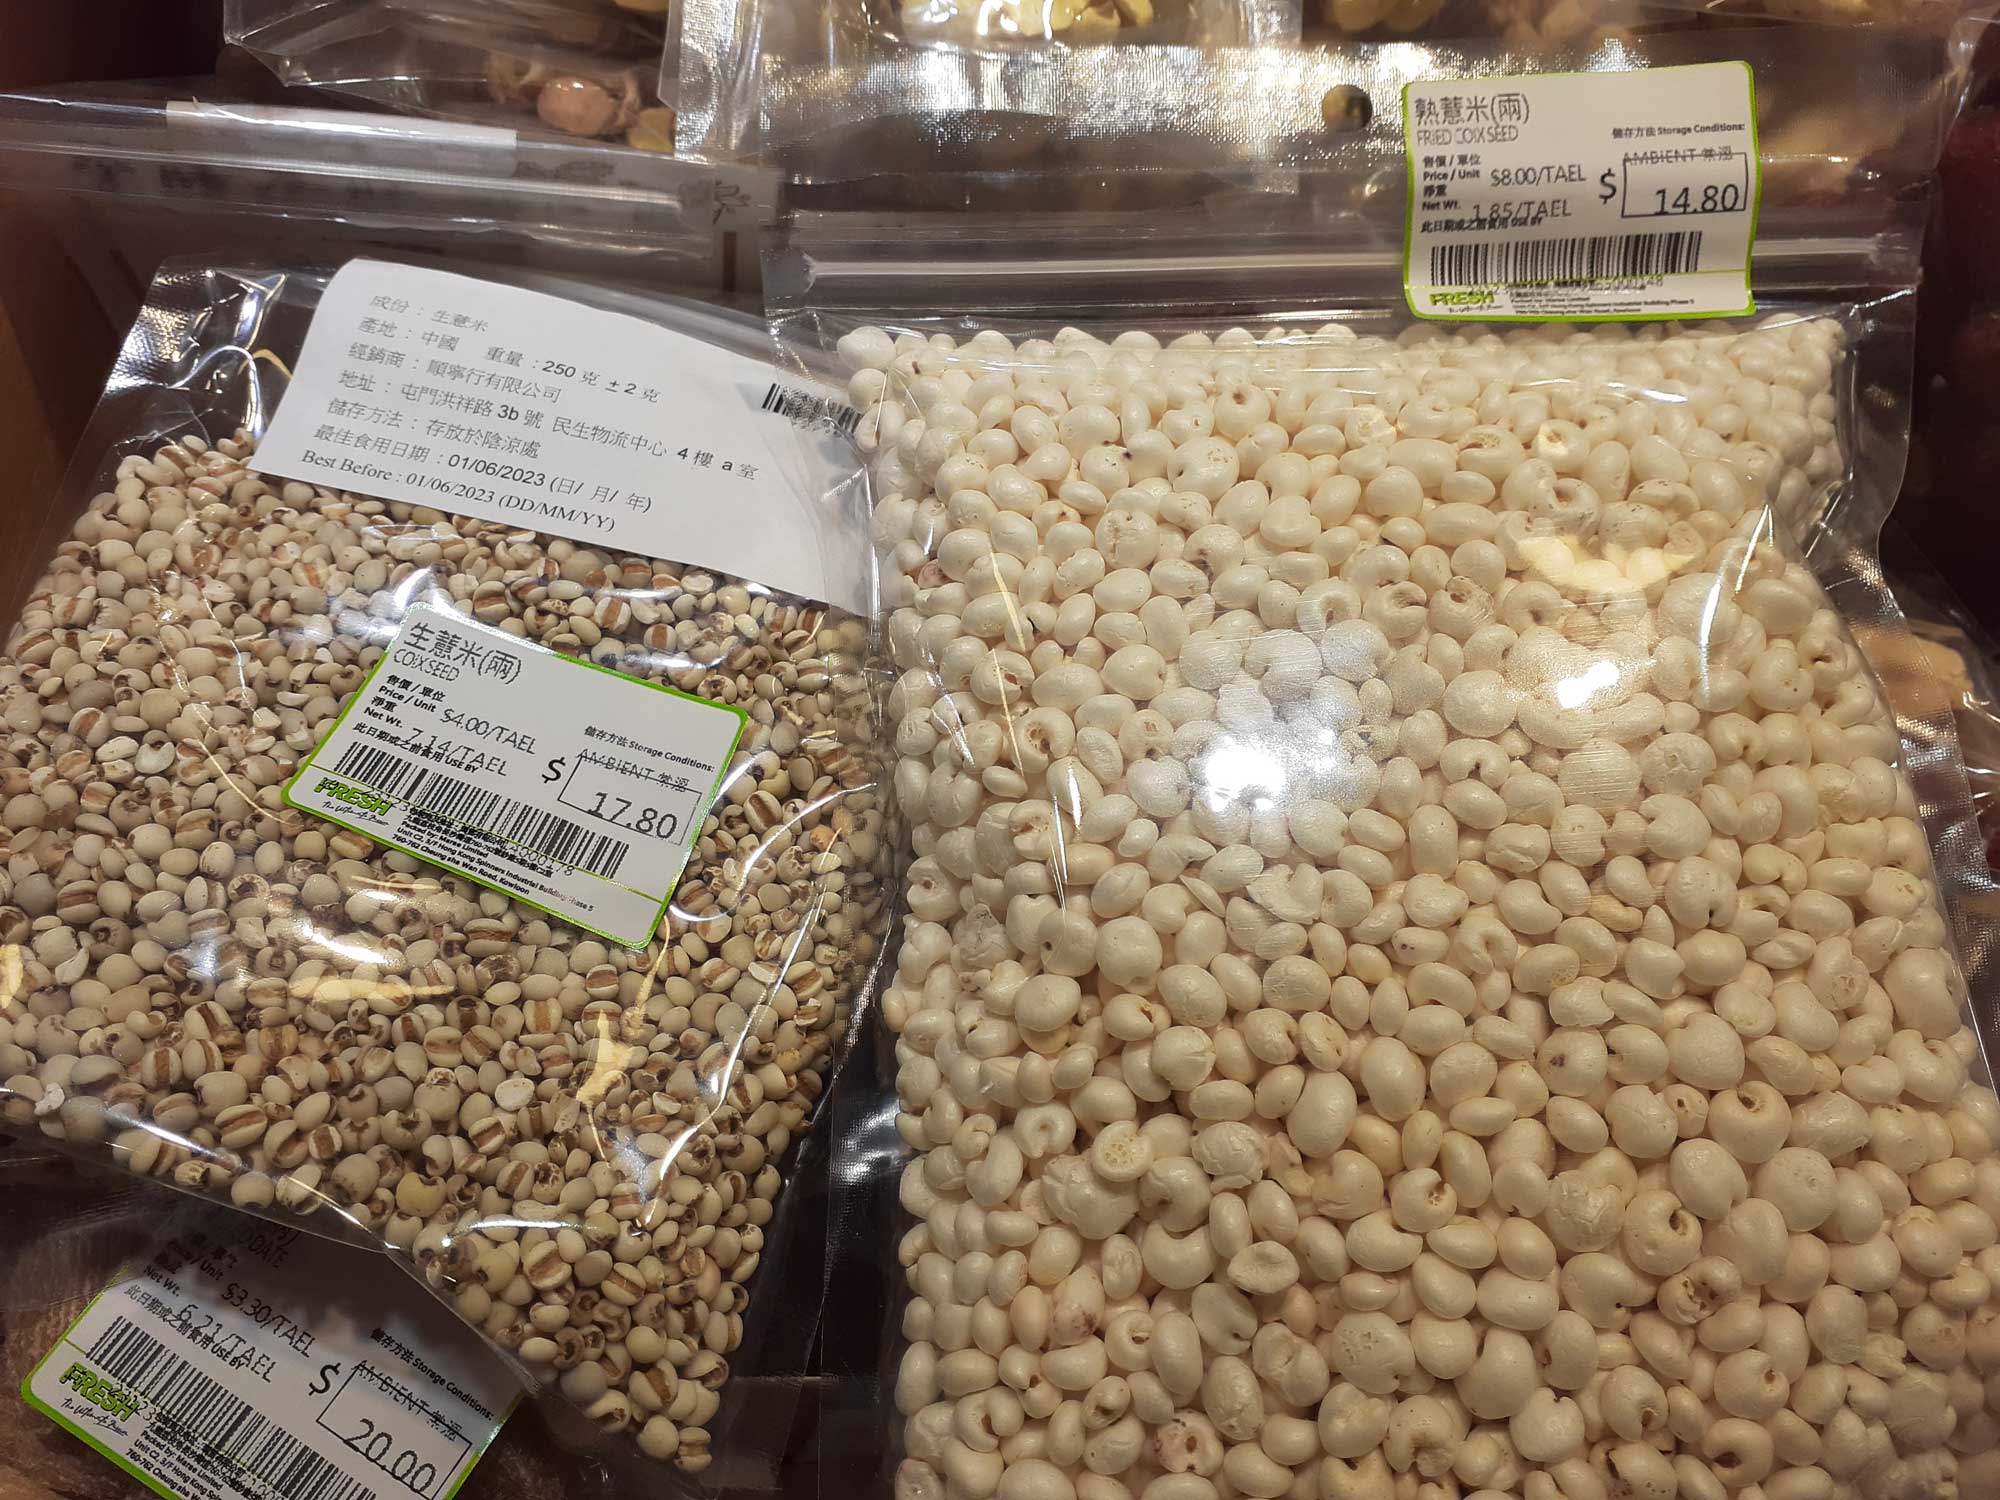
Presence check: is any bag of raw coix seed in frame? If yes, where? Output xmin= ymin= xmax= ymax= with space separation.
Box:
xmin=0 ymin=256 xmax=889 ymax=1489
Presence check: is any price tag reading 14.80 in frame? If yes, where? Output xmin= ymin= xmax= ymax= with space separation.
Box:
xmin=1403 ymin=62 xmax=1760 ymax=322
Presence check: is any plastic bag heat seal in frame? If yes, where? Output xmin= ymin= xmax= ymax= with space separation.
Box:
xmin=0 ymin=88 xmax=778 ymax=308
xmin=0 ymin=259 xmax=892 ymax=1490
xmin=770 ymin=35 xmax=2000 ymax=1500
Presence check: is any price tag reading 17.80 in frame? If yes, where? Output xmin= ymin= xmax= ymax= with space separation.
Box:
xmin=285 ymin=604 xmax=746 ymax=949
xmin=1403 ymin=63 xmax=1760 ymax=322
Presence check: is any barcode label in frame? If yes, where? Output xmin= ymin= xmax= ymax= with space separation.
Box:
xmin=1403 ymin=64 xmax=1757 ymax=321
xmin=287 ymin=604 xmax=743 ymax=948
xmin=329 ymin=740 xmax=630 ymax=880
xmin=84 ymin=1317 xmax=375 ymax=1500
xmin=1428 ymin=230 xmax=1703 ymax=287
xmin=26 ymin=1213 xmax=517 ymax=1500
xmin=760 ymin=381 xmax=860 ymax=439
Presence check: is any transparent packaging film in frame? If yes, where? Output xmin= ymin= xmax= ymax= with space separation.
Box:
xmin=752 ymin=23 xmax=1967 ymax=190
xmin=698 ymin=0 xmax=1977 ymax=163
xmin=1307 ymin=0 xmax=1968 ymax=44
xmin=1865 ymin=532 xmax=2000 ymax=965
xmin=774 ymin=77 xmax=2000 ymax=1499
xmin=0 ymin=261 xmax=891 ymax=1487
xmin=667 ymin=0 xmax=1297 ymax=163
xmin=0 ymin=91 xmax=777 ymax=303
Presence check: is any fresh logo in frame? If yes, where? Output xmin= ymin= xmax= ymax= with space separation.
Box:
xmin=314 ymin=776 xmax=392 ymax=816
xmin=57 ymin=1362 xmax=141 ymax=1421
xmin=1432 ymin=288 xmax=1499 ymax=306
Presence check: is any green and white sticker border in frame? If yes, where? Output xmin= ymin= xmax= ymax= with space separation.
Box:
xmin=284 ymin=605 xmax=747 ymax=952
xmin=23 ymin=1223 xmax=520 ymax=1500
xmin=1401 ymin=62 xmax=1763 ymax=324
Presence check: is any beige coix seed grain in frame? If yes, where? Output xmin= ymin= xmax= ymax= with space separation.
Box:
xmin=0 ymin=432 xmax=887 ymax=1469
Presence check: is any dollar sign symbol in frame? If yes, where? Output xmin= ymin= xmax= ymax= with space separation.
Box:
xmin=1598 ymin=169 xmax=1617 ymax=204
xmin=542 ymin=755 xmax=568 ymax=784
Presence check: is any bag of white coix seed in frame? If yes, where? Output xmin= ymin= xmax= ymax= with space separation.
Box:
xmin=775 ymin=34 xmax=2000 ymax=1500
xmin=0 ymin=257 xmax=890 ymax=1490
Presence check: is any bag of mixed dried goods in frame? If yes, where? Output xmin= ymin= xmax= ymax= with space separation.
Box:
xmin=229 ymin=0 xmax=677 ymax=148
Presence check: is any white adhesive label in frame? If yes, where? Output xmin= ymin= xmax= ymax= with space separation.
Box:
xmin=1404 ymin=64 xmax=1758 ymax=321
xmin=24 ymin=1217 xmax=518 ymax=1500
xmin=256 ymin=260 xmax=864 ymax=610
xmin=285 ymin=604 xmax=745 ymax=948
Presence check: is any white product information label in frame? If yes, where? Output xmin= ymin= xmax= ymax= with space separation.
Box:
xmin=1403 ymin=63 xmax=1758 ymax=321
xmin=284 ymin=604 xmax=745 ymax=948
xmin=24 ymin=1216 xmax=519 ymax=1500
xmin=255 ymin=260 xmax=865 ymax=611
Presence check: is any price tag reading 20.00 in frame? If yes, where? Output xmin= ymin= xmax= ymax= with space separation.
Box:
xmin=285 ymin=604 xmax=745 ymax=948
xmin=25 ymin=1214 xmax=518 ymax=1500
xmin=1403 ymin=63 xmax=1760 ymax=321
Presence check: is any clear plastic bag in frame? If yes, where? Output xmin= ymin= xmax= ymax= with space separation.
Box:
xmin=227 ymin=0 xmax=677 ymax=148
xmin=666 ymin=0 xmax=1299 ymax=164
xmin=1868 ymin=532 xmax=2000 ymax=884
xmin=1601 ymin=0 xmax=1972 ymax=28
xmin=748 ymin=22 xmax=1967 ymax=187
xmin=682 ymin=0 xmax=1981 ymax=163
xmin=1293 ymin=0 xmax=1695 ymax=42
xmin=0 ymin=87 xmax=779 ymax=322
xmin=1297 ymin=0 xmax=1954 ymax=44
xmin=0 ymin=259 xmax=891 ymax=1489
xmin=774 ymin=39 xmax=2000 ymax=1500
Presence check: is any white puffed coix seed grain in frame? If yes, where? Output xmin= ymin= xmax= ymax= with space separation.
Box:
xmin=852 ymin=314 xmax=2000 ymax=1500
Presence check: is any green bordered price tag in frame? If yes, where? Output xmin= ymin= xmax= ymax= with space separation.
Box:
xmin=24 ymin=1217 xmax=520 ymax=1500
xmin=1403 ymin=62 xmax=1760 ymax=322
xmin=285 ymin=603 xmax=745 ymax=949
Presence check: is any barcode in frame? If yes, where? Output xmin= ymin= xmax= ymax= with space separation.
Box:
xmin=760 ymin=381 xmax=860 ymax=439
xmin=1428 ymin=231 xmax=1705 ymax=287
xmin=329 ymin=742 xmax=630 ymax=880
xmin=83 ymin=1316 xmax=377 ymax=1500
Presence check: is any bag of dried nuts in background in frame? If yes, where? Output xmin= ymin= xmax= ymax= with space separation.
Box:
xmin=774 ymin=31 xmax=2000 ymax=1500
xmin=228 ymin=0 xmax=678 ymax=149
xmin=0 ymin=257 xmax=892 ymax=1488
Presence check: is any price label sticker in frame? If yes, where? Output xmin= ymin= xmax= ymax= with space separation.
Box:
xmin=284 ymin=603 xmax=745 ymax=949
xmin=24 ymin=1216 xmax=520 ymax=1500
xmin=1403 ymin=63 xmax=1760 ymax=321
